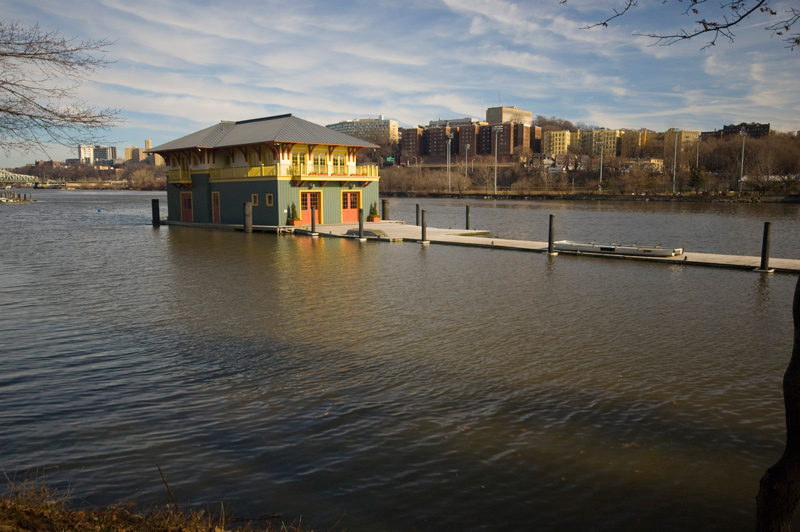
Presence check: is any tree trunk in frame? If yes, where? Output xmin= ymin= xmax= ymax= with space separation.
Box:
xmin=756 ymin=275 xmax=800 ymax=531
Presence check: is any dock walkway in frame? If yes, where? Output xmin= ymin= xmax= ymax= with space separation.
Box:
xmin=162 ymin=219 xmax=800 ymax=274
xmin=303 ymin=221 xmax=800 ymax=274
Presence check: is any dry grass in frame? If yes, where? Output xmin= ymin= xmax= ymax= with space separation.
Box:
xmin=0 ymin=476 xmax=311 ymax=532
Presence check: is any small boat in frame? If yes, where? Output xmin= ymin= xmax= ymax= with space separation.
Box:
xmin=554 ymin=240 xmax=683 ymax=257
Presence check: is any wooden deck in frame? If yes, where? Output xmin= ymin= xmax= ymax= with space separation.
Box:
xmin=302 ymin=221 xmax=800 ymax=274
xmin=161 ymin=219 xmax=800 ymax=274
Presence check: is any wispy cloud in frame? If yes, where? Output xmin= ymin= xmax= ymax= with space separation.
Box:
xmin=1 ymin=0 xmax=797 ymax=167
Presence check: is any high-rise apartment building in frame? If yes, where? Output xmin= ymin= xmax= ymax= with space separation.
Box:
xmin=399 ymin=128 xmax=423 ymax=160
xmin=486 ymin=106 xmax=532 ymax=126
xmin=78 ymin=144 xmax=95 ymax=164
xmin=542 ymin=131 xmax=571 ymax=156
xmin=722 ymin=122 xmax=770 ymax=139
xmin=326 ymin=116 xmax=399 ymax=143
xmin=662 ymin=129 xmax=700 ymax=161
xmin=78 ymin=144 xmax=117 ymax=165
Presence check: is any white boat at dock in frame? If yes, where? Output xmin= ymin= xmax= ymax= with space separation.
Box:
xmin=554 ymin=240 xmax=683 ymax=257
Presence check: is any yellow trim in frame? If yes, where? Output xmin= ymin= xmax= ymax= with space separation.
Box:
xmin=339 ymin=189 xmax=362 ymax=210
xmin=209 ymin=176 xmax=279 ymax=183
xmin=299 ymin=189 xmax=323 ymax=224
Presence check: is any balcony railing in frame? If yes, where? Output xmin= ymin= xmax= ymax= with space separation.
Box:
xmin=168 ymin=169 xmax=192 ymax=184
xmin=352 ymin=165 xmax=379 ymax=178
xmin=172 ymin=163 xmax=379 ymax=182
xmin=211 ymin=165 xmax=278 ymax=179
xmin=290 ymin=163 xmax=307 ymax=178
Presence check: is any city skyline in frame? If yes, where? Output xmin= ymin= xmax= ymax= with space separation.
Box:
xmin=2 ymin=0 xmax=798 ymax=168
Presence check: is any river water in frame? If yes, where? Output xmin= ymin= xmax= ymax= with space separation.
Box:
xmin=1 ymin=190 xmax=799 ymax=531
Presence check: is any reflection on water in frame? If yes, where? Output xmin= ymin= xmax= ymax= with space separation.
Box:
xmin=0 ymin=191 xmax=798 ymax=531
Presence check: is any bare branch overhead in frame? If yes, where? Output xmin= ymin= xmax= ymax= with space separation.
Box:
xmin=561 ymin=0 xmax=800 ymax=50
xmin=0 ymin=20 xmax=121 ymax=156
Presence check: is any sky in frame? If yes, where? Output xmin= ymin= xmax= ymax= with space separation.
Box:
xmin=2 ymin=0 xmax=798 ymax=168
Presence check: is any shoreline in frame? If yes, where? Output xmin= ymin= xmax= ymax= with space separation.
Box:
xmin=10 ymin=183 xmax=800 ymax=203
xmin=380 ymin=190 xmax=800 ymax=204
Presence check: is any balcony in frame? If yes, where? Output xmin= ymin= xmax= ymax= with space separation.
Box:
xmin=289 ymin=164 xmax=379 ymax=182
xmin=210 ymin=165 xmax=278 ymax=180
xmin=169 ymin=163 xmax=380 ymax=183
xmin=168 ymin=169 xmax=192 ymax=185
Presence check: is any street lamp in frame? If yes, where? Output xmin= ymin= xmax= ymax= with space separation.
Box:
xmin=739 ymin=126 xmax=746 ymax=192
xmin=465 ymin=143 xmax=470 ymax=181
xmin=596 ymin=141 xmax=604 ymax=192
xmin=447 ymin=133 xmax=453 ymax=193
xmin=672 ymin=130 xmax=679 ymax=194
xmin=493 ymin=125 xmax=503 ymax=195
xmin=695 ymin=136 xmax=700 ymax=169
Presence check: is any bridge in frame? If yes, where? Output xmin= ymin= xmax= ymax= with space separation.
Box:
xmin=0 ymin=169 xmax=37 ymax=185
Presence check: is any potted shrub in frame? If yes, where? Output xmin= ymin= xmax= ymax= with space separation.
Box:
xmin=287 ymin=202 xmax=302 ymax=225
xmin=367 ymin=201 xmax=381 ymax=222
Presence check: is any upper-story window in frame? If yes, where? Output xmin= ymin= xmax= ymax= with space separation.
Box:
xmin=291 ymin=151 xmax=306 ymax=175
xmin=312 ymin=152 xmax=327 ymax=174
xmin=332 ymin=153 xmax=346 ymax=174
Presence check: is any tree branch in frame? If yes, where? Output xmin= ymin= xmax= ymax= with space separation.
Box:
xmin=561 ymin=0 xmax=800 ymax=50
xmin=0 ymin=20 xmax=120 ymax=155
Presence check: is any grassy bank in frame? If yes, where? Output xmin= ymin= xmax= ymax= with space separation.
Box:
xmin=0 ymin=480 xmax=312 ymax=532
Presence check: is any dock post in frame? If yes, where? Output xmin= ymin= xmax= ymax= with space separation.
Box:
xmin=358 ymin=208 xmax=364 ymax=239
xmin=466 ymin=205 xmax=471 ymax=230
xmin=151 ymin=198 xmax=160 ymax=226
xmin=382 ymin=199 xmax=389 ymax=221
xmin=756 ymin=221 xmax=774 ymax=273
xmin=416 ymin=204 xmax=420 ymax=226
xmin=311 ymin=206 xmax=316 ymax=233
xmin=548 ymin=214 xmax=558 ymax=255
xmin=243 ymin=202 xmax=253 ymax=233
xmin=421 ymin=210 xmax=429 ymax=244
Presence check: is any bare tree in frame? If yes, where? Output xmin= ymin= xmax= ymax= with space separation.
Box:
xmin=757 ymin=276 xmax=800 ymax=532
xmin=0 ymin=21 xmax=119 ymax=156
xmin=562 ymin=0 xmax=800 ymax=50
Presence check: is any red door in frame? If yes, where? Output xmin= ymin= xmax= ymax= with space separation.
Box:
xmin=342 ymin=191 xmax=360 ymax=222
xmin=300 ymin=192 xmax=320 ymax=225
xmin=180 ymin=191 xmax=193 ymax=222
xmin=211 ymin=192 xmax=220 ymax=223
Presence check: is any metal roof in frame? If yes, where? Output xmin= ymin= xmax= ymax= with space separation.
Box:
xmin=149 ymin=114 xmax=379 ymax=152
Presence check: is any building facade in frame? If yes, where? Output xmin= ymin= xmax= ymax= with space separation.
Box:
xmin=326 ymin=116 xmax=399 ymax=143
xmin=150 ymin=114 xmax=379 ymax=226
xmin=542 ymin=130 xmax=571 ymax=156
xmin=722 ymin=122 xmax=770 ymax=139
xmin=486 ymin=106 xmax=533 ymax=126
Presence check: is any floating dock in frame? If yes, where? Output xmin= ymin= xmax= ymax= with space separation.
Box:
xmin=161 ymin=218 xmax=800 ymax=274
xmin=302 ymin=221 xmax=800 ymax=274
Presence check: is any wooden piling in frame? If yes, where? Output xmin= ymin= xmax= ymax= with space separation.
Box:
xmin=382 ymin=199 xmax=389 ymax=221
xmin=243 ymin=202 xmax=253 ymax=233
xmin=421 ymin=210 xmax=429 ymax=244
xmin=548 ymin=214 xmax=557 ymax=255
xmin=416 ymin=204 xmax=421 ymax=226
xmin=358 ymin=208 xmax=364 ymax=238
xmin=757 ymin=221 xmax=774 ymax=273
xmin=311 ymin=206 xmax=316 ymax=233
xmin=466 ymin=205 xmax=471 ymax=230
xmin=151 ymin=199 xmax=160 ymax=226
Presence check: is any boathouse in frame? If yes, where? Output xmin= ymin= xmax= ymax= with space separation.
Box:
xmin=148 ymin=114 xmax=380 ymax=226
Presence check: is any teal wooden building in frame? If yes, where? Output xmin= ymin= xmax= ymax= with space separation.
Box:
xmin=149 ymin=114 xmax=380 ymax=226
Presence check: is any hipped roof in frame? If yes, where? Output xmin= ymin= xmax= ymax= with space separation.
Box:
xmin=149 ymin=114 xmax=379 ymax=153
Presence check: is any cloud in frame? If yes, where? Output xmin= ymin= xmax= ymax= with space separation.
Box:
xmin=0 ymin=0 xmax=795 ymax=169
